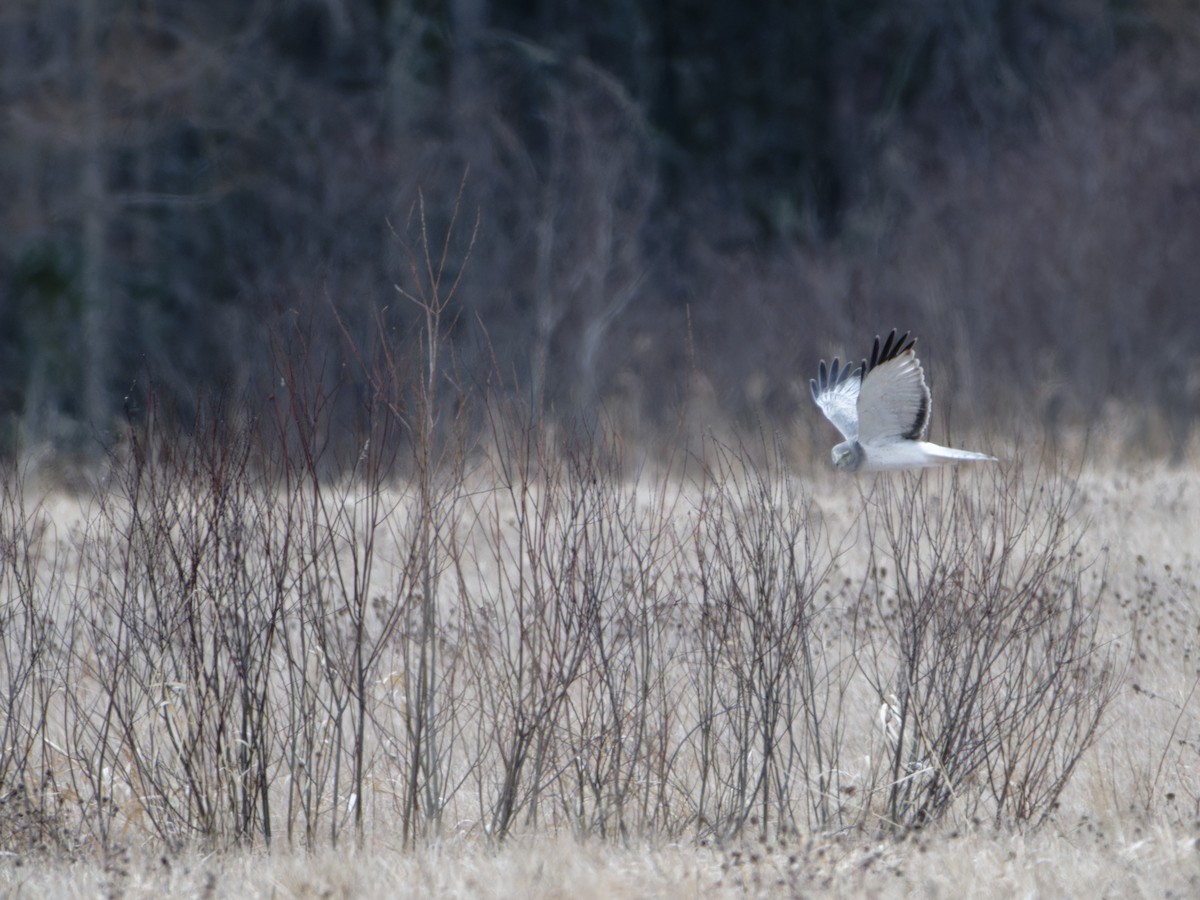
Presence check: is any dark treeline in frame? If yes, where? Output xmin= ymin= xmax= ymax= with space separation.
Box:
xmin=2 ymin=1 xmax=1198 ymax=462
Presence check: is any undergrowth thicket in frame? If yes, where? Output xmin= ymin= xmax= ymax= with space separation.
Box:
xmin=0 ymin=213 xmax=1119 ymax=859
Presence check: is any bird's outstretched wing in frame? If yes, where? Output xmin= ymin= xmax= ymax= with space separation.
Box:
xmin=855 ymin=330 xmax=931 ymax=446
xmin=810 ymin=356 xmax=863 ymax=442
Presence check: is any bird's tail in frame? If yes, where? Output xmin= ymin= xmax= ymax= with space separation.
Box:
xmin=918 ymin=442 xmax=997 ymax=464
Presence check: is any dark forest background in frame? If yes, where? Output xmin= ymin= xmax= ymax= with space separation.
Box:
xmin=3 ymin=0 xmax=1200 ymax=464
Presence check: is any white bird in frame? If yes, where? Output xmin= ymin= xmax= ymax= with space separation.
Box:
xmin=878 ymin=692 xmax=904 ymax=754
xmin=810 ymin=330 xmax=996 ymax=472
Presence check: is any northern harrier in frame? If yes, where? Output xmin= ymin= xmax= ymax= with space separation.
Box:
xmin=810 ymin=330 xmax=996 ymax=472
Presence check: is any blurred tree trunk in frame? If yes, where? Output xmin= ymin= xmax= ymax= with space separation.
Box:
xmin=450 ymin=0 xmax=488 ymax=159
xmin=80 ymin=0 xmax=111 ymax=441
xmin=531 ymin=84 xmax=566 ymax=422
xmin=5 ymin=5 xmax=44 ymax=447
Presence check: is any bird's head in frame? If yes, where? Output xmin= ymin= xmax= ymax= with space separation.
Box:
xmin=832 ymin=441 xmax=864 ymax=472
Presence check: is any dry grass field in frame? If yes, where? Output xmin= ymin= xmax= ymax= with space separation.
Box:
xmin=6 ymin=823 xmax=1200 ymax=898
xmin=2 ymin=423 xmax=1199 ymax=897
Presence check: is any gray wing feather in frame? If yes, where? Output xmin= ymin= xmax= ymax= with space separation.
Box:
xmin=856 ymin=348 xmax=931 ymax=445
xmin=810 ymin=356 xmax=863 ymax=442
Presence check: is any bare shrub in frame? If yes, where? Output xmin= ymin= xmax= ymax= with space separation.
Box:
xmin=350 ymin=191 xmax=479 ymax=847
xmin=0 ymin=465 xmax=74 ymax=855
xmin=462 ymin=419 xmax=616 ymax=839
xmin=459 ymin=409 xmax=692 ymax=840
xmin=685 ymin=435 xmax=848 ymax=840
xmin=64 ymin=398 xmax=291 ymax=849
xmin=853 ymin=464 xmax=1121 ymax=828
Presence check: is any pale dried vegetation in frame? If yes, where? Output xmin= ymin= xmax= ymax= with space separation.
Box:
xmin=3 ymin=432 xmax=1200 ymax=898
xmin=3 ymin=266 xmax=1199 ymax=895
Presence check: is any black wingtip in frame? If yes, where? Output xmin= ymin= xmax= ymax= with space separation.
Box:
xmin=878 ymin=331 xmax=893 ymax=367
xmin=817 ymin=335 xmax=907 ymax=396
xmin=865 ymin=329 xmax=917 ymax=373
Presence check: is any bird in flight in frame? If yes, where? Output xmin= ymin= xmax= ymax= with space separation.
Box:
xmin=810 ymin=330 xmax=996 ymax=472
